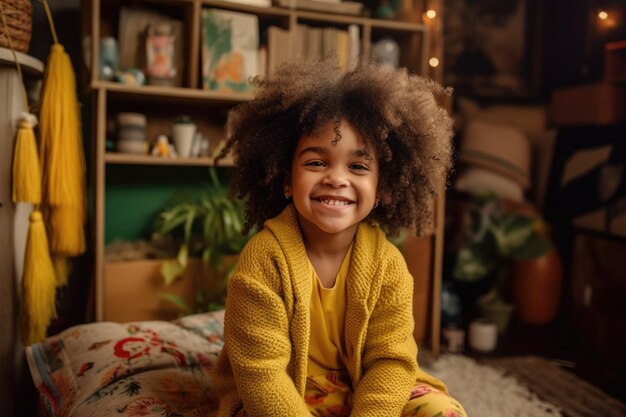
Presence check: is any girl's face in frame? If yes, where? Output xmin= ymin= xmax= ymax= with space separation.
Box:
xmin=289 ymin=119 xmax=379 ymax=239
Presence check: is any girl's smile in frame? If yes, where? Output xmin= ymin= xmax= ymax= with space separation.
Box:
xmin=289 ymin=119 xmax=379 ymax=240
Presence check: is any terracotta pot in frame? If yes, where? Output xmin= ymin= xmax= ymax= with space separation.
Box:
xmin=512 ymin=249 xmax=563 ymax=324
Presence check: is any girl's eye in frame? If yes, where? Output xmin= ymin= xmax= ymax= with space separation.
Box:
xmin=305 ymin=160 xmax=325 ymax=167
xmin=350 ymin=163 xmax=370 ymax=171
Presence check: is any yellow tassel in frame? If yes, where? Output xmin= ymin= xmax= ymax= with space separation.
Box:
xmin=12 ymin=113 xmax=41 ymax=204
xmin=39 ymin=43 xmax=86 ymax=257
xmin=20 ymin=210 xmax=57 ymax=346
xmin=52 ymin=256 xmax=70 ymax=287
xmin=48 ymin=205 xmax=86 ymax=257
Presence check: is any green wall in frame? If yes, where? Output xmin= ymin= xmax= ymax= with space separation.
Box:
xmin=105 ymin=165 xmax=229 ymax=244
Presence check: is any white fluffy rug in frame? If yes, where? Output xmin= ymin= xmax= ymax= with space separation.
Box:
xmin=423 ymin=354 xmax=562 ymax=417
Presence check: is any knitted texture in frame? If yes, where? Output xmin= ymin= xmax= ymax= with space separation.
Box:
xmin=212 ymin=205 xmax=446 ymax=416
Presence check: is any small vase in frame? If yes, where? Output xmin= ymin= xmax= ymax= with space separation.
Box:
xmin=172 ymin=123 xmax=197 ymax=158
xmin=512 ymin=248 xmax=563 ymax=324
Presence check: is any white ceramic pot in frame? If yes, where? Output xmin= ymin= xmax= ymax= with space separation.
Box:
xmin=468 ymin=320 xmax=498 ymax=353
xmin=172 ymin=123 xmax=197 ymax=158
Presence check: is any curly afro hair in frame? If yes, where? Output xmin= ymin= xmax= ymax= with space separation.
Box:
xmin=217 ymin=59 xmax=454 ymax=236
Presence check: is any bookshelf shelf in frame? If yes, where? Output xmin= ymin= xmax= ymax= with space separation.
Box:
xmin=201 ymin=0 xmax=291 ymax=17
xmin=105 ymin=152 xmax=234 ymax=167
xmin=368 ymin=18 xmax=427 ymax=33
xmin=93 ymin=81 xmax=253 ymax=104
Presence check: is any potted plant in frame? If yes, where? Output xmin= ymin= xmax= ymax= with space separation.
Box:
xmin=151 ymin=168 xmax=253 ymax=312
xmin=452 ymin=194 xmax=554 ymax=332
xmin=171 ymin=115 xmax=197 ymax=158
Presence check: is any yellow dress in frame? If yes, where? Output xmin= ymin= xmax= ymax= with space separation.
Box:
xmin=305 ymin=244 xmax=353 ymax=417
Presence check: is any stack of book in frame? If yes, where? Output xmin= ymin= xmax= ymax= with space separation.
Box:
xmin=267 ymin=24 xmax=360 ymax=75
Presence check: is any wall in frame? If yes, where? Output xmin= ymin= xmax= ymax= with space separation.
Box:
xmin=542 ymin=0 xmax=626 ymax=92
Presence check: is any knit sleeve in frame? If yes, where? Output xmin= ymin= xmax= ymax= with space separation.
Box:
xmin=221 ymin=240 xmax=313 ymax=417
xmin=350 ymin=245 xmax=446 ymax=416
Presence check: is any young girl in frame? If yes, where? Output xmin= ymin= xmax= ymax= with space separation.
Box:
xmin=212 ymin=59 xmax=466 ymax=417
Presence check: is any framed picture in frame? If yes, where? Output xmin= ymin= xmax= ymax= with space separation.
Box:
xmin=443 ymin=0 xmax=542 ymax=98
xmin=201 ymin=9 xmax=259 ymax=92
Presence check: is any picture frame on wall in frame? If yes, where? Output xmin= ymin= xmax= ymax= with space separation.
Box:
xmin=443 ymin=0 xmax=542 ymax=98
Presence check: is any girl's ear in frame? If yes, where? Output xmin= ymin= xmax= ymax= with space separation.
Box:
xmin=283 ymin=177 xmax=292 ymax=199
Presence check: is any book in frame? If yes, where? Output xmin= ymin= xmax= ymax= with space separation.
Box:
xmin=267 ymin=26 xmax=296 ymax=75
xmin=289 ymin=23 xmax=353 ymax=70
xmin=347 ymin=24 xmax=360 ymax=69
xmin=201 ymin=9 xmax=259 ymax=92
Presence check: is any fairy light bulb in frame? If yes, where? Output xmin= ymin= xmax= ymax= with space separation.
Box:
xmin=429 ymin=57 xmax=439 ymax=67
xmin=425 ymin=9 xmax=437 ymax=19
xmin=598 ymin=11 xmax=608 ymax=20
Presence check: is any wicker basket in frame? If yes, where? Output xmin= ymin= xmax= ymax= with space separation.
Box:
xmin=0 ymin=0 xmax=32 ymax=53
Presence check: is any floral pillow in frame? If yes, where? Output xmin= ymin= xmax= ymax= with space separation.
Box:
xmin=26 ymin=310 xmax=225 ymax=417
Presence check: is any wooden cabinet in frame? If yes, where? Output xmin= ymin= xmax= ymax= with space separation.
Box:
xmin=84 ymin=0 xmax=445 ymax=354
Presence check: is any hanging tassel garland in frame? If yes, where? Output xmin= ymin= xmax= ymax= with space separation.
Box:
xmin=20 ymin=211 xmax=57 ymax=346
xmin=12 ymin=113 xmax=41 ymax=204
xmin=2 ymin=0 xmax=57 ymax=343
xmin=39 ymin=17 xmax=87 ymax=258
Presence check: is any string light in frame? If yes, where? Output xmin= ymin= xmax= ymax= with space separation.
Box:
xmin=425 ymin=9 xmax=437 ymax=19
xmin=598 ymin=10 xmax=608 ymax=20
xmin=429 ymin=57 xmax=439 ymax=67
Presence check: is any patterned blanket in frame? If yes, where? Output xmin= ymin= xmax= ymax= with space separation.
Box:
xmin=26 ymin=311 xmax=226 ymax=417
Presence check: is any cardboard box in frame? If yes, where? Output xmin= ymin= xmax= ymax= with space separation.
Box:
xmin=549 ymin=82 xmax=625 ymax=126
xmin=103 ymin=258 xmax=230 ymax=322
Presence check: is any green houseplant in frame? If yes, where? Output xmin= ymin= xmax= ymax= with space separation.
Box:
xmin=151 ymin=168 xmax=252 ymax=312
xmin=452 ymin=194 xmax=552 ymax=331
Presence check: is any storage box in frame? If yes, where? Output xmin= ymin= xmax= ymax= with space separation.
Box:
xmin=549 ymin=82 xmax=625 ymax=126
xmin=103 ymin=258 xmax=228 ymax=322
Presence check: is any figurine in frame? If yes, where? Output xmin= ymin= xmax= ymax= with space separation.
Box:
xmin=152 ymin=134 xmax=177 ymax=157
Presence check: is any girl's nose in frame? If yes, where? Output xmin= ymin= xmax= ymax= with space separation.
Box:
xmin=322 ymin=168 xmax=349 ymax=188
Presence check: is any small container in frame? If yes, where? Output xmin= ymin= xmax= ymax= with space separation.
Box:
xmin=468 ymin=320 xmax=498 ymax=353
xmin=442 ymin=326 xmax=465 ymax=353
xmin=116 ymin=113 xmax=147 ymax=154
xmin=171 ymin=116 xmax=196 ymax=158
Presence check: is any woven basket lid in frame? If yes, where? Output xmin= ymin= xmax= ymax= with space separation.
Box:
xmin=0 ymin=0 xmax=33 ymax=53
xmin=459 ymin=119 xmax=531 ymax=189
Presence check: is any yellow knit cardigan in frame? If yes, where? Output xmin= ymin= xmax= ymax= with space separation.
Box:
xmin=212 ymin=205 xmax=446 ymax=417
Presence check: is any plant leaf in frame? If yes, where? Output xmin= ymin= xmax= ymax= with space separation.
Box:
xmin=453 ymin=245 xmax=497 ymax=282
xmin=509 ymin=234 xmax=552 ymax=260
xmin=161 ymin=258 xmax=186 ymax=286
xmin=183 ymin=206 xmax=197 ymax=242
xmin=177 ymin=244 xmax=189 ymax=267
xmin=158 ymin=292 xmax=192 ymax=315
xmin=492 ymin=215 xmax=536 ymax=257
